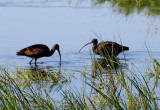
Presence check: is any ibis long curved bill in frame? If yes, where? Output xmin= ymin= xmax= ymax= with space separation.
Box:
xmin=57 ymin=49 xmax=61 ymax=66
xmin=79 ymin=41 xmax=92 ymax=52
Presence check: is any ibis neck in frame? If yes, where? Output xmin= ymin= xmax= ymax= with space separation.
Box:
xmin=92 ymin=44 xmax=98 ymax=53
xmin=49 ymin=49 xmax=56 ymax=56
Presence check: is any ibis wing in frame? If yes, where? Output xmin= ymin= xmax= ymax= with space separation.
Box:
xmin=31 ymin=48 xmax=45 ymax=55
xmin=98 ymin=42 xmax=119 ymax=56
xmin=24 ymin=48 xmax=45 ymax=56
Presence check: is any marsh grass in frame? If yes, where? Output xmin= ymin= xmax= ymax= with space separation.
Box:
xmin=15 ymin=67 xmax=67 ymax=83
xmin=0 ymin=66 xmax=74 ymax=109
xmin=91 ymin=0 xmax=160 ymax=16
xmin=148 ymin=58 xmax=160 ymax=90
xmin=0 ymin=67 xmax=56 ymax=109
xmin=0 ymin=50 xmax=160 ymax=109
xmin=62 ymin=58 xmax=160 ymax=109
xmin=61 ymin=42 xmax=160 ymax=109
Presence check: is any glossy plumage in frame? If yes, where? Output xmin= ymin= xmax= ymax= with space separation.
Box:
xmin=16 ymin=44 xmax=61 ymax=65
xmin=79 ymin=38 xmax=129 ymax=58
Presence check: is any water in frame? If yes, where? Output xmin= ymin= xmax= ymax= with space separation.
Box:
xmin=0 ymin=0 xmax=160 ymax=100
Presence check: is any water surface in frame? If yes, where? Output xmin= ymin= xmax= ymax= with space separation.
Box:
xmin=0 ymin=0 xmax=160 ymax=100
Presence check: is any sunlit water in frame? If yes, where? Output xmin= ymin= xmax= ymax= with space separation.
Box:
xmin=0 ymin=0 xmax=160 ymax=100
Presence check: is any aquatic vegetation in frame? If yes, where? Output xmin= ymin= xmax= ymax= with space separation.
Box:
xmin=62 ymin=55 xmax=160 ymax=109
xmin=0 ymin=66 xmax=72 ymax=109
xmin=0 ymin=52 xmax=160 ymax=109
xmin=92 ymin=0 xmax=160 ymax=16
xmin=148 ymin=58 xmax=160 ymax=90
xmin=0 ymin=68 xmax=55 ymax=109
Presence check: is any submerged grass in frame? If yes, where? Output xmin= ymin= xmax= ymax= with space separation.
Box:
xmin=0 ymin=50 xmax=160 ymax=109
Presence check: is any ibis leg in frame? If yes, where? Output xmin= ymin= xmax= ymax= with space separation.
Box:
xmin=29 ymin=58 xmax=34 ymax=64
xmin=35 ymin=58 xmax=37 ymax=64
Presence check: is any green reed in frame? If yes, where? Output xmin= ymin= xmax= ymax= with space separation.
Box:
xmin=0 ymin=66 xmax=72 ymax=109
xmin=91 ymin=0 xmax=160 ymax=16
xmin=0 ymin=50 xmax=160 ymax=109
xmin=0 ymin=68 xmax=54 ymax=109
xmin=62 ymin=43 xmax=160 ymax=109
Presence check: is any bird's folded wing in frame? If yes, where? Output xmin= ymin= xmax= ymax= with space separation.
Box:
xmin=25 ymin=48 xmax=44 ymax=56
xmin=32 ymin=48 xmax=44 ymax=55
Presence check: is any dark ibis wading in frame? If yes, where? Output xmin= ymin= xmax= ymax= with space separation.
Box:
xmin=16 ymin=44 xmax=61 ymax=65
xmin=79 ymin=38 xmax=129 ymax=58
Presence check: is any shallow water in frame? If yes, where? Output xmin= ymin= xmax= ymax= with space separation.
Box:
xmin=0 ymin=0 xmax=160 ymax=100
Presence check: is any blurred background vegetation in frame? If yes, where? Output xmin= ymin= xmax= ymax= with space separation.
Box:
xmin=92 ymin=0 xmax=160 ymax=16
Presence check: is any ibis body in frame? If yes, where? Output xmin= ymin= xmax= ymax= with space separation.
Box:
xmin=16 ymin=44 xmax=61 ymax=65
xmin=79 ymin=39 xmax=129 ymax=58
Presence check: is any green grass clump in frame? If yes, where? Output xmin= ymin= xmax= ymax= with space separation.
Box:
xmin=92 ymin=0 xmax=160 ymax=16
xmin=61 ymin=56 xmax=160 ymax=109
xmin=0 ymin=66 xmax=72 ymax=109
xmin=0 ymin=51 xmax=160 ymax=109
xmin=0 ymin=68 xmax=56 ymax=109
